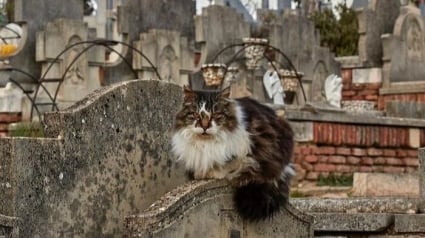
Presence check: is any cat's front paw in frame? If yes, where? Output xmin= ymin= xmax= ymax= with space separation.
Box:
xmin=193 ymin=171 xmax=214 ymax=180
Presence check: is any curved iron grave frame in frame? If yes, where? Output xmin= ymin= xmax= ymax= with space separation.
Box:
xmin=207 ymin=41 xmax=307 ymax=103
xmin=26 ymin=39 xmax=162 ymax=120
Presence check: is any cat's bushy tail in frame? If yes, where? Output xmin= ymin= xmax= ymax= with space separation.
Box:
xmin=233 ymin=164 xmax=294 ymax=221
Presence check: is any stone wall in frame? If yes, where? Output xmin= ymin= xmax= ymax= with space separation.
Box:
xmin=0 ymin=80 xmax=188 ymax=237
xmin=287 ymin=111 xmax=424 ymax=181
xmin=124 ymin=149 xmax=425 ymax=237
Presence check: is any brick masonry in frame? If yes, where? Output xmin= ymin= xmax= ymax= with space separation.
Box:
xmin=294 ymin=121 xmax=422 ymax=181
xmin=342 ymin=68 xmax=425 ymax=111
xmin=341 ymin=68 xmax=381 ymax=107
xmin=0 ymin=113 xmax=21 ymax=137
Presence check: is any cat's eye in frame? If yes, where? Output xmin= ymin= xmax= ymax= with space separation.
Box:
xmin=213 ymin=113 xmax=224 ymax=119
xmin=186 ymin=113 xmax=199 ymax=120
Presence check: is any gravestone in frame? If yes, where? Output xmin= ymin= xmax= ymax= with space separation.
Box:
xmin=257 ymin=10 xmax=340 ymax=103
xmin=9 ymin=0 xmax=84 ymax=84
xmin=133 ymin=29 xmax=194 ymax=86
xmin=195 ymin=5 xmax=251 ymax=64
xmin=35 ymin=18 xmax=104 ymax=112
xmin=106 ymin=0 xmax=196 ymax=84
xmin=356 ymin=0 xmax=400 ymax=67
xmin=125 ymin=180 xmax=314 ymax=238
xmin=193 ymin=5 xmax=251 ymax=90
xmin=381 ymin=4 xmax=425 ymax=93
xmin=0 ymin=80 xmax=188 ymax=237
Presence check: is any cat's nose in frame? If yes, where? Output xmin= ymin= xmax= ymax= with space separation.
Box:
xmin=200 ymin=117 xmax=210 ymax=130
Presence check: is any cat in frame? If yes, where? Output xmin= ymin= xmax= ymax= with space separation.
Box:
xmin=171 ymin=85 xmax=295 ymax=221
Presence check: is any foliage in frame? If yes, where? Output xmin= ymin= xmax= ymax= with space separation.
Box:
xmin=311 ymin=2 xmax=359 ymax=56
xmin=317 ymin=174 xmax=353 ymax=187
xmin=8 ymin=122 xmax=45 ymax=138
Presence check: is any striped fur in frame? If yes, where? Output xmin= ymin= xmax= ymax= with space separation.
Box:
xmin=171 ymin=85 xmax=295 ymax=220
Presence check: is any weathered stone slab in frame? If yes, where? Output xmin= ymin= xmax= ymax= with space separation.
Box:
xmin=312 ymin=213 xmax=393 ymax=232
xmin=352 ymin=172 xmax=419 ymax=198
xmin=386 ymin=101 xmax=425 ymax=119
xmin=1 ymin=80 xmax=189 ymax=237
xmin=395 ymin=214 xmax=425 ymax=233
xmin=292 ymin=198 xmax=417 ymax=214
xmin=125 ymin=180 xmax=314 ymax=238
xmin=285 ymin=109 xmax=425 ymax=128
xmin=352 ymin=67 xmax=382 ymax=84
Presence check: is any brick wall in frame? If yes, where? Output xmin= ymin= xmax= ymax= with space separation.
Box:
xmin=341 ymin=68 xmax=381 ymax=106
xmin=342 ymin=68 xmax=425 ymax=112
xmin=294 ymin=122 xmax=422 ymax=181
xmin=0 ymin=113 xmax=21 ymax=137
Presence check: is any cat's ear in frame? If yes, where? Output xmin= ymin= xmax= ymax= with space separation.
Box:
xmin=220 ymin=86 xmax=231 ymax=99
xmin=183 ymin=85 xmax=195 ymax=101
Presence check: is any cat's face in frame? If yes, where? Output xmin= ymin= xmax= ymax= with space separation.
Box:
xmin=174 ymin=86 xmax=238 ymax=138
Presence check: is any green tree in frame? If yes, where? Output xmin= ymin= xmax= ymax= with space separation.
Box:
xmin=311 ymin=2 xmax=359 ymax=56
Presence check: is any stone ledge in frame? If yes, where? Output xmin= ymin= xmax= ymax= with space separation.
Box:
xmin=395 ymin=214 xmax=425 ymax=233
xmin=352 ymin=172 xmax=419 ymax=197
xmin=291 ymin=198 xmax=418 ymax=214
xmin=380 ymin=84 xmax=425 ymax=95
xmin=125 ymin=179 xmax=314 ymax=237
xmin=125 ymin=180 xmax=231 ymax=233
xmin=286 ymin=110 xmax=425 ymax=128
xmin=311 ymin=213 xmax=394 ymax=232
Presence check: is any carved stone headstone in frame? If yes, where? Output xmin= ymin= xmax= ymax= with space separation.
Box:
xmin=381 ymin=5 xmax=425 ymax=93
xmin=195 ymin=5 xmax=250 ymax=64
xmin=258 ymin=10 xmax=340 ymax=104
xmin=0 ymin=80 xmax=188 ymax=237
xmin=125 ymin=180 xmax=314 ymax=237
xmin=133 ymin=29 xmax=194 ymax=86
xmin=106 ymin=0 xmax=196 ymax=84
xmin=9 ymin=0 xmax=84 ymax=84
xmin=356 ymin=0 xmax=400 ymax=67
xmin=35 ymin=18 xmax=104 ymax=110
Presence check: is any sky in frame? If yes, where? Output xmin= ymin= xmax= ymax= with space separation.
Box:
xmin=196 ymin=0 xmax=355 ymax=15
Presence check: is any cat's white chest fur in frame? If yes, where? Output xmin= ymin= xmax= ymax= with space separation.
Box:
xmin=171 ymin=104 xmax=251 ymax=175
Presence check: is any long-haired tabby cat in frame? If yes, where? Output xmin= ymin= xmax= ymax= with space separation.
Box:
xmin=171 ymin=85 xmax=295 ymax=221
